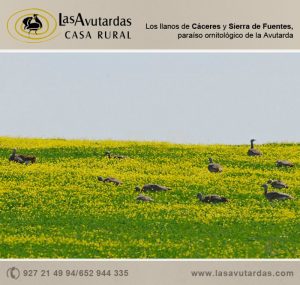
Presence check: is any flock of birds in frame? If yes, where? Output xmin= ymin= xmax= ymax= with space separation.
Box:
xmin=8 ymin=139 xmax=295 ymax=204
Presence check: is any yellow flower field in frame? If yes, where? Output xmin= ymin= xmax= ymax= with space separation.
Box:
xmin=0 ymin=137 xmax=299 ymax=258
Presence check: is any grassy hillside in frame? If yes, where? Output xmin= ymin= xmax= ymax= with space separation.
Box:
xmin=0 ymin=137 xmax=299 ymax=258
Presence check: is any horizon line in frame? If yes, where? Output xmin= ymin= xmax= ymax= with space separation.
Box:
xmin=1 ymin=135 xmax=299 ymax=146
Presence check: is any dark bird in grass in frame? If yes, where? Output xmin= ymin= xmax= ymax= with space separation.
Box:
xmin=208 ymin=158 xmax=223 ymax=173
xmin=276 ymin=160 xmax=294 ymax=167
xmin=104 ymin=151 xmax=127 ymax=159
xmin=98 ymin=176 xmax=122 ymax=186
xmin=9 ymin=149 xmax=36 ymax=164
xmin=267 ymin=179 xmax=288 ymax=189
xmin=136 ymin=193 xmax=154 ymax=202
xmin=247 ymin=139 xmax=262 ymax=156
xmin=197 ymin=193 xmax=229 ymax=203
xmin=262 ymin=184 xmax=293 ymax=201
xmin=135 ymin=184 xmax=171 ymax=192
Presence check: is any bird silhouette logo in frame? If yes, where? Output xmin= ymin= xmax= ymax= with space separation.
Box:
xmin=22 ymin=14 xmax=43 ymax=35
xmin=7 ymin=8 xmax=58 ymax=43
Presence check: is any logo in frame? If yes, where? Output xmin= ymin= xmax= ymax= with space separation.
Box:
xmin=6 ymin=267 xmax=20 ymax=280
xmin=7 ymin=8 xmax=58 ymax=43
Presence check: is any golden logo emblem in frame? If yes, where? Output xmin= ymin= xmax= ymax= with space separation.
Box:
xmin=7 ymin=8 xmax=58 ymax=43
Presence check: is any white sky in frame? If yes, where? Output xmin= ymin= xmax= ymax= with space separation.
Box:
xmin=0 ymin=53 xmax=299 ymax=144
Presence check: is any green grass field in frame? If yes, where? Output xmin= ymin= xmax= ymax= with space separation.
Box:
xmin=0 ymin=137 xmax=299 ymax=258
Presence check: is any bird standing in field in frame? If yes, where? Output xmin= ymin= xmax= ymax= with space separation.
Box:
xmin=267 ymin=179 xmax=288 ymax=189
xmin=98 ymin=176 xmax=122 ymax=186
xmin=9 ymin=148 xmax=36 ymax=164
xmin=197 ymin=193 xmax=228 ymax=203
xmin=276 ymin=160 xmax=294 ymax=167
xmin=262 ymin=184 xmax=293 ymax=201
xmin=104 ymin=151 xmax=127 ymax=159
xmin=208 ymin=158 xmax=223 ymax=173
xmin=247 ymin=139 xmax=262 ymax=156
xmin=135 ymin=184 xmax=171 ymax=192
xmin=136 ymin=193 xmax=154 ymax=202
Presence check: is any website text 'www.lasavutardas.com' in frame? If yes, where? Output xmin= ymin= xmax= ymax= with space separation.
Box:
xmin=191 ymin=269 xmax=294 ymax=278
